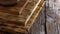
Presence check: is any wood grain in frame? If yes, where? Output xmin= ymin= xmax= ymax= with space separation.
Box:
xmin=0 ymin=0 xmax=45 ymax=34
xmin=0 ymin=0 xmax=44 ymax=26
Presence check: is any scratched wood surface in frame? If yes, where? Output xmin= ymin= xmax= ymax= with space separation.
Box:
xmin=46 ymin=0 xmax=60 ymax=34
xmin=46 ymin=7 xmax=58 ymax=34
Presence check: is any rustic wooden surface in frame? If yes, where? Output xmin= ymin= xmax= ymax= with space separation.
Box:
xmin=0 ymin=0 xmax=45 ymax=34
xmin=0 ymin=0 xmax=44 ymax=26
xmin=0 ymin=2 xmax=45 ymax=34
xmin=0 ymin=0 xmax=60 ymax=34
xmin=46 ymin=7 xmax=59 ymax=34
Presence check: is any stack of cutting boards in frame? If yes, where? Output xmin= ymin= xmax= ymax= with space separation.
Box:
xmin=0 ymin=0 xmax=45 ymax=34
